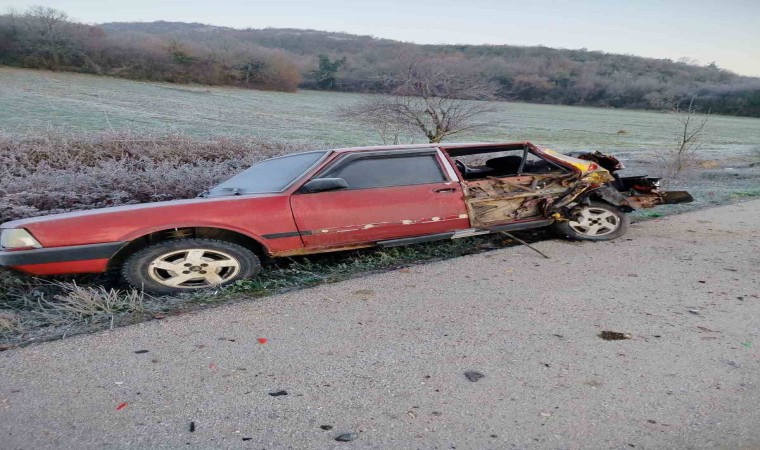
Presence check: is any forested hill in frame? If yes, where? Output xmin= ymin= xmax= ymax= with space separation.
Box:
xmin=98 ymin=22 xmax=760 ymax=117
xmin=1 ymin=7 xmax=758 ymax=116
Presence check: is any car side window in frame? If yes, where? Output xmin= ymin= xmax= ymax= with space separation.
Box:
xmin=320 ymin=154 xmax=446 ymax=190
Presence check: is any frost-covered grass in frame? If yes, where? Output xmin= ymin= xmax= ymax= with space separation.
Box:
xmin=3 ymin=67 xmax=760 ymax=159
xmin=0 ymin=132 xmax=311 ymax=223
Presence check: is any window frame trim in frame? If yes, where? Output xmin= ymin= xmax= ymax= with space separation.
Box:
xmin=306 ymin=148 xmax=451 ymax=191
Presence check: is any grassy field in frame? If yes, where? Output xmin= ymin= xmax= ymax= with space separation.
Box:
xmin=3 ymin=67 xmax=760 ymax=161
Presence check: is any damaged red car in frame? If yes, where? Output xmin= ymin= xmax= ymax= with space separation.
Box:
xmin=0 ymin=142 xmax=691 ymax=294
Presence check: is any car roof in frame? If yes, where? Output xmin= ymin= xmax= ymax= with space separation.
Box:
xmin=328 ymin=142 xmax=533 ymax=154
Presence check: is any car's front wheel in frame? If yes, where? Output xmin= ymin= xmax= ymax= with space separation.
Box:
xmin=554 ymin=201 xmax=630 ymax=241
xmin=122 ymin=239 xmax=261 ymax=294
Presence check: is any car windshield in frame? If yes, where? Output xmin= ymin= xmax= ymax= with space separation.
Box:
xmin=207 ymin=151 xmax=327 ymax=196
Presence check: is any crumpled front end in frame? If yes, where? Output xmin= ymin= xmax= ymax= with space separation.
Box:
xmin=574 ymin=152 xmax=694 ymax=210
xmin=615 ymin=175 xmax=694 ymax=208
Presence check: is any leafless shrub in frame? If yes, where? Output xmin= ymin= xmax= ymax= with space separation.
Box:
xmin=339 ymin=58 xmax=499 ymax=143
xmin=658 ymin=96 xmax=711 ymax=183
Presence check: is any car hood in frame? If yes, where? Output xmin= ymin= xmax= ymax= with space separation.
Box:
xmin=1 ymin=194 xmax=279 ymax=229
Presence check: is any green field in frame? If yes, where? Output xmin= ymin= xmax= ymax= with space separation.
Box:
xmin=3 ymin=67 xmax=760 ymax=161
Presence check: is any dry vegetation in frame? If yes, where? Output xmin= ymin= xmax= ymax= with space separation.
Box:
xmin=0 ymin=132 xmax=310 ymax=224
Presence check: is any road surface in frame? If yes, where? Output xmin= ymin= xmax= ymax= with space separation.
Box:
xmin=1 ymin=200 xmax=759 ymax=449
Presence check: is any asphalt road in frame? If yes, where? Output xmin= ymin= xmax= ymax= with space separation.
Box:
xmin=1 ymin=200 xmax=759 ymax=450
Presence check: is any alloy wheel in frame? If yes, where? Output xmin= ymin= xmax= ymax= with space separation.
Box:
xmin=568 ymin=206 xmax=621 ymax=237
xmin=147 ymin=248 xmax=241 ymax=289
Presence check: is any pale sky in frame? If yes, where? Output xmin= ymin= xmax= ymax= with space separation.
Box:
xmin=5 ymin=0 xmax=760 ymax=76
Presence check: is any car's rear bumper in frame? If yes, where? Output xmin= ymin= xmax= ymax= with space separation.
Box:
xmin=0 ymin=242 xmax=126 ymax=275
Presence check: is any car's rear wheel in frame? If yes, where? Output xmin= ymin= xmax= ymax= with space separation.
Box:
xmin=122 ymin=239 xmax=261 ymax=294
xmin=554 ymin=201 xmax=629 ymax=241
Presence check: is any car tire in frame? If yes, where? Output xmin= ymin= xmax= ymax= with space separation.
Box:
xmin=122 ymin=239 xmax=261 ymax=294
xmin=554 ymin=201 xmax=630 ymax=241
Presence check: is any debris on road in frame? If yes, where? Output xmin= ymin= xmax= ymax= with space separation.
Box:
xmin=599 ymin=331 xmax=631 ymax=340
xmin=320 ymin=425 xmax=333 ymax=430
xmin=257 ymin=338 xmax=268 ymax=344
xmin=134 ymin=349 xmax=149 ymax=354
xmin=268 ymin=390 xmax=288 ymax=397
xmin=495 ymin=231 xmax=551 ymax=259
xmin=189 ymin=421 xmax=195 ymax=432
xmin=352 ymin=289 xmax=376 ymax=299
xmin=115 ymin=402 xmax=128 ymax=411
xmin=697 ymin=326 xmax=719 ymax=333
xmin=335 ymin=432 xmax=359 ymax=442
xmin=464 ymin=371 xmax=485 ymax=382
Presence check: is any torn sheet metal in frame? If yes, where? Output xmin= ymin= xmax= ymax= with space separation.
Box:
xmin=464 ymin=174 xmax=577 ymax=227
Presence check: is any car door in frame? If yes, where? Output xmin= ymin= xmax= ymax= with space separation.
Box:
xmin=462 ymin=150 xmax=576 ymax=228
xmin=290 ymin=149 xmax=470 ymax=248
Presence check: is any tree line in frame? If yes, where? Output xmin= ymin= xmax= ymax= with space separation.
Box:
xmin=2 ymin=6 xmax=759 ymax=117
xmin=0 ymin=7 xmax=302 ymax=91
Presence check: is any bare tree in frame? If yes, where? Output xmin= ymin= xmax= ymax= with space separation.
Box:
xmin=340 ymin=59 xmax=499 ymax=144
xmin=14 ymin=6 xmax=91 ymax=69
xmin=659 ymin=96 xmax=711 ymax=181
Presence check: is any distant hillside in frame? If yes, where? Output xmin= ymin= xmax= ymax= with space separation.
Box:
xmin=98 ymin=21 xmax=760 ymax=117
xmin=1 ymin=7 xmax=758 ymax=116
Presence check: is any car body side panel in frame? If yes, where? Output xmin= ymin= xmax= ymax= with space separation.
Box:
xmin=10 ymin=195 xmax=303 ymax=254
xmin=12 ymin=259 xmax=109 ymax=275
xmin=291 ymin=182 xmax=470 ymax=248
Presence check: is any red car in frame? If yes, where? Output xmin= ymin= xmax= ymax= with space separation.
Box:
xmin=0 ymin=142 xmax=691 ymax=294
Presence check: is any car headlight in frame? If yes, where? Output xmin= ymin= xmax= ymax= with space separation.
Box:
xmin=0 ymin=228 xmax=42 ymax=250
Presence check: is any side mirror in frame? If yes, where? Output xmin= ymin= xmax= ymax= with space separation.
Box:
xmin=300 ymin=177 xmax=348 ymax=193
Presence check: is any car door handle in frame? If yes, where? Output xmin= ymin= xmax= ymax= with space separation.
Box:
xmin=433 ymin=188 xmax=458 ymax=193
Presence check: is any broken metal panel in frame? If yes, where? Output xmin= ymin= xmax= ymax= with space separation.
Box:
xmin=593 ymin=185 xmax=632 ymax=208
xmin=580 ymin=170 xmax=615 ymax=185
xmin=626 ymin=195 xmax=662 ymax=209
xmin=661 ymin=191 xmax=694 ymax=204
xmin=464 ymin=174 xmax=578 ymax=227
xmin=576 ymin=151 xmax=625 ymax=171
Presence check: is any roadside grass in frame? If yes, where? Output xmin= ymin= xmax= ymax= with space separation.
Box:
xmin=0 ymin=233 xmax=519 ymax=348
xmin=732 ymin=188 xmax=760 ymax=198
xmin=231 ymin=234 xmax=508 ymax=293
